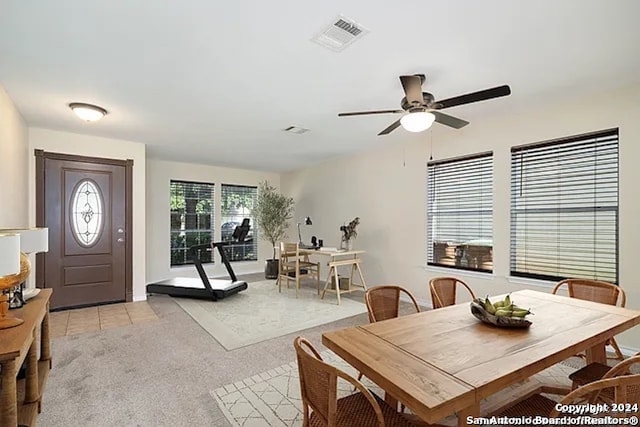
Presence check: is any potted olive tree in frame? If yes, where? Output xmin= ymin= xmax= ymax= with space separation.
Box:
xmin=253 ymin=181 xmax=295 ymax=279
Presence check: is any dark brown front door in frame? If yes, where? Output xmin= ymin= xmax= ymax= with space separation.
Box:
xmin=35 ymin=150 xmax=132 ymax=310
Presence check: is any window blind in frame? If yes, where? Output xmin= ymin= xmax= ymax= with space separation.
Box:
xmin=221 ymin=184 xmax=258 ymax=262
xmin=170 ymin=180 xmax=215 ymax=266
xmin=510 ymin=129 xmax=619 ymax=283
xmin=427 ymin=152 xmax=493 ymax=272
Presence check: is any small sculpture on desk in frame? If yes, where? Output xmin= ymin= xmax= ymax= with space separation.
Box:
xmin=9 ymin=284 xmax=25 ymax=309
xmin=2 ymin=284 xmax=25 ymax=309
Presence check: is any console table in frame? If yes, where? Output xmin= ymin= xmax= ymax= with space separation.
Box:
xmin=0 ymin=289 xmax=52 ymax=427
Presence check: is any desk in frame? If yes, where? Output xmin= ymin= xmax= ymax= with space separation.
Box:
xmin=323 ymin=290 xmax=640 ymax=426
xmin=300 ymin=249 xmax=367 ymax=305
xmin=0 ymin=289 xmax=52 ymax=427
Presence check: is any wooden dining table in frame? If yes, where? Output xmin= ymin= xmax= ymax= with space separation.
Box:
xmin=322 ymin=289 xmax=640 ymax=426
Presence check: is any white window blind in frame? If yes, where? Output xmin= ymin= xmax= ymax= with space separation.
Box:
xmin=427 ymin=152 xmax=493 ymax=273
xmin=510 ymin=129 xmax=619 ymax=283
xmin=170 ymin=180 xmax=214 ymax=266
xmin=221 ymin=184 xmax=258 ymax=262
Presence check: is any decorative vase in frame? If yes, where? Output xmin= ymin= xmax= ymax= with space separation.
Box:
xmin=340 ymin=238 xmax=353 ymax=251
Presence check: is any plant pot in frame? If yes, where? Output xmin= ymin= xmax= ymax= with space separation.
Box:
xmin=265 ymin=259 xmax=279 ymax=279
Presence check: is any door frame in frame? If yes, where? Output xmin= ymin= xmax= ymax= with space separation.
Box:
xmin=34 ymin=149 xmax=134 ymax=302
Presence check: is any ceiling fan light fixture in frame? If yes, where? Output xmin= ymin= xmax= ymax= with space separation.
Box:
xmin=69 ymin=103 xmax=108 ymax=122
xmin=400 ymin=111 xmax=435 ymax=133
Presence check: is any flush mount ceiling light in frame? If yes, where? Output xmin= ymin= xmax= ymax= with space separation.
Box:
xmin=69 ymin=102 xmax=108 ymax=122
xmin=400 ymin=111 xmax=435 ymax=133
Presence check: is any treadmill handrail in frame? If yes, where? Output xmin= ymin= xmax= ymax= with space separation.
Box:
xmin=187 ymin=242 xmax=238 ymax=284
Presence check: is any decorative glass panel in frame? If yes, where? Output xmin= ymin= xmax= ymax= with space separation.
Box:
xmin=71 ymin=179 xmax=104 ymax=246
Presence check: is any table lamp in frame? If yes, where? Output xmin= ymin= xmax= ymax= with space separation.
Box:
xmin=0 ymin=233 xmax=22 ymax=329
xmin=0 ymin=228 xmax=49 ymax=329
xmin=297 ymin=216 xmax=312 ymax=245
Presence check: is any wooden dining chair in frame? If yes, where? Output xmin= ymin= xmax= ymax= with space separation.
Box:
xmin=294 ymin=336 xmax=443 ymax=427
xmin=277 ymin=242 xmax=320 ymax=298
xmin=357 ymin=285 xmax=421 ymax=407
xmin=365 ymin=285 xmax=421 ymax=323
xmin=428 ymin=277 xmax=476 ymax=309
xmin=568 ymin=353 xmax=640 ymax=397
xmin=552 ymin=278 xmax=627 ymax=361
xmin=493 ymin=374 xmax=640 ymax=420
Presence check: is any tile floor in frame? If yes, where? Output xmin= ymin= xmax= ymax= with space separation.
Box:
xmin=49 ymin=301 xmax=159 ymax=338
xmin=212 ymin=349 xmax=580 ymax=427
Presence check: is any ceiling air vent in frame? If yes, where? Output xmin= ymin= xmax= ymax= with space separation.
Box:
xmin=311 ymin=15 xmax=369 ymax=52
xmin=283 ymin=126 xmax=310 ymax=135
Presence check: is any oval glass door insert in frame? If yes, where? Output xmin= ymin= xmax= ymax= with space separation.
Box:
xmin=71 ymin=179 xmax=104 ymax=246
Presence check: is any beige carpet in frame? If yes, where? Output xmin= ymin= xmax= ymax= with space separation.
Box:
xmin=212 ymin=350 xmax=581 ymax=427
xmin=174 ymin=280 xmax=367 ymax=350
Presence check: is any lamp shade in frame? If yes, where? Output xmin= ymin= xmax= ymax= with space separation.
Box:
xmin=0 ymin=233 xmax=20 ymax=276
xmin=400 ymin=111 xmax=435 ymax=133
xmin=69 ymin=103 xmax=108 ymax=122
xmin=0 ymin=228 xmax=49 ymax=253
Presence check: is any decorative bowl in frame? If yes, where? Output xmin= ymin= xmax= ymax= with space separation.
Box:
xmin=470 ymin=300 xmax=532 ymax=329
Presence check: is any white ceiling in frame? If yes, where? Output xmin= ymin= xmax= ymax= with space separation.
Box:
xmin=1 ymin=1 xmax=639 ymax=172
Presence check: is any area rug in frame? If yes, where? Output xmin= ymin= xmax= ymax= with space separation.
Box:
xmin=211 ymin=350 xmax=582 ymax=427
xmin=173 ymin=280 xmax=367 ymax=350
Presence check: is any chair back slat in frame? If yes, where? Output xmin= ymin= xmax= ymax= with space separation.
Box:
xmin=551 ymin=374 xmax=640 ymax=416
xmin=429 ymin=277 xmax=476 ymax=309
xmin=364 ymin=285 xmax=420 ymax=323
xmin=553 ymin=279 xmax=626 ymax=307
xmin=280 ymin=242 xmax=299 ymax=258
xmin=603 ymin=354 xmax=640 ymax=379
xmin=294 ymin=337 xmax=338 ymax=425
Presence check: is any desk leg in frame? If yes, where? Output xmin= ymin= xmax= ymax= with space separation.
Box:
xmin=586 ymin=342 xmax=607 ymax=364
xmin=321 ymin=266 xmax=333 ymax=299
xmin=0 ymin=359 xmax=18 ymax=427
xmin=334 ymin=268 xmax=341 ymax=305
xmin=457 ymin=402 xmax=480 ymax=427
xmin=355 ymin=262 xmax=367 ymax=290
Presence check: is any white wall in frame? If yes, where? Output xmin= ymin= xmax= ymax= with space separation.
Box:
xmin=0 ymin=85 xmax=28 ymax=227
xmin=146 ymin=159 xmax=279 ymax=283
xmin=282 ymin=83 xmax=640 ymax=351
xmin=28 ymin=128 xmax=147 ymax=301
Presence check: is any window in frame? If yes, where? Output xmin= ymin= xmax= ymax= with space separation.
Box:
xmin=427 ymin=152 xmax=493 ymax=272
xmin=510 ymin=129 xmax=619 ymax=283
xmin=221 ymin=184 xmax=257 ymax=262
xmin=170 ymin=180 xmax=215 ymax=266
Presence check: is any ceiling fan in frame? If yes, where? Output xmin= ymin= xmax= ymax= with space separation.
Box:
xmin=338 ymin=74 xmax=511 ymax=135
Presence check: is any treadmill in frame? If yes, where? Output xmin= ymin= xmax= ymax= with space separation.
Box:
xmin=146 ymin=220 xmax=250 ymax=300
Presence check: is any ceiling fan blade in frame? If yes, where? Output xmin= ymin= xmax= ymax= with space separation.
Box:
xmin=399 ymin=75 xmax=424 ymax=105
xmin=435 ymin=85 xmax=511 ymax=110
xmin=378 ymin=119 xmax=402 ymax=136
xmin=432 ymin=111 xmax=469 ymax=129
xmin=338 ymin=109 xmax=404 ymax=117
